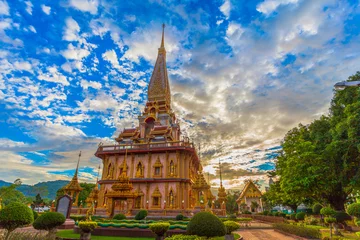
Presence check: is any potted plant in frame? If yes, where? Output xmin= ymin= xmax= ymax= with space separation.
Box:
xmin=78 ymin=221 xmax=98 ymax=240
xmin=224 ymin=220 xmax=240 ymax=240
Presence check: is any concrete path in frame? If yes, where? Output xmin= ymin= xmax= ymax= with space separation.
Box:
xmin=237 ymin=229 xmax=297 ymax=240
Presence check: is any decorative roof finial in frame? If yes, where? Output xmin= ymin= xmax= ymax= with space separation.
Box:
xmin=161 ymin=23 xmax=165 ymax=48
xmin=74 ymin=151 xmax=81 ymax=179
xmin=219 ymin=160 xmax=223 ymax=187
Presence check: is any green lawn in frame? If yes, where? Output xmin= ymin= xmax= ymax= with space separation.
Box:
xmin=320 ymin=229 xmax=359 ymax=240
xmin=57 ymin=230 xmax=240 ymax=240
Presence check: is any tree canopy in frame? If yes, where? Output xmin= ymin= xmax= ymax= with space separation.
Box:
xmin=266 ymin=72 xmax=360 ymax=211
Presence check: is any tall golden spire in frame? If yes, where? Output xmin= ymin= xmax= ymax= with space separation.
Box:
xmin=147 ymin=24 xmax=171 ymax=106
xmin=73 ymin=151 xmax=81 ymax=180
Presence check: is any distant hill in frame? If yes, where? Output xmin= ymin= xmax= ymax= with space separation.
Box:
xmin=0 ymin=180 xmax=69 ymax=200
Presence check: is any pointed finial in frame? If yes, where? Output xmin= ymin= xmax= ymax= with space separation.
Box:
xmin=219 ymin=160 xmax=223 ymax=187
xmin=74 ymin=151 xmax=81 ymax=178
xmin=161 ymin=23 xmax=165 ymax=48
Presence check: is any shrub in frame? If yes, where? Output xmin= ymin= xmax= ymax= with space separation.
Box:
xmin=32 ymin=210 xmax=39 ymax=220
xmin=320 ymin=207 xmax=336 ymax=216
xmin=149 ymin=222 xmax=170 ymax=237
xmin=312 ymin=203 xmax=323 ymax=215
xmin=324 ymin=217 xmax=336 ymax=224
xmin=228 ymin=213 xmax=236 ymax=219
xmin=78 ymin=221 xmax=97 ymax=233
xmin=290 ymin=213 xmax=296 ymax=220
xmin=273 ymin=223 xmax=321 ymax=239
xmin=113 ymin=213 xmax=126 ymax=220
xmin=263 ymin=210 xmax=269 ymax=216
xmin=176 ymin=214 xmax=184 ymax=220
xmin=296 ymin=212 xmax=306 ymax=221
xmin=242 ymin=210 xmax=251 ymax=214
xmin=347 ymin=203 xmax=360 ymax=218
xmin=33 ymin=212 xmax=65 ymax=236
xmin=278 ymin=212 xmax=286 ymax=218
xmin=333 ymin=211 xmax=351 ymax=223
xmin=135 ymin=210 xmax=148 ymax=220
xmin=224 ymin=220 xmax=240 ymax=234
xmin=187 ymin=212 xmax=226 ymax=237
xmin=0 ymin=202 xmax=34 ymax=239
xmin=304 ymin=215 xmax=318 ymax=225
xmin=274 ymin=212 xmax=280 ymax=216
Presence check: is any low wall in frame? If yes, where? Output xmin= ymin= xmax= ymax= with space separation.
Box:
xmin=239 ymin=214 xmax=285 ymax=223
xmin=74 ymin=226 xmax=186 ymax=237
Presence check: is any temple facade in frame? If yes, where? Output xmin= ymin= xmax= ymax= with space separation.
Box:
xmin=93 ymin=25 xmax=211 ymax=217
xmin=236 ymin=179 xmax=263 ymax=213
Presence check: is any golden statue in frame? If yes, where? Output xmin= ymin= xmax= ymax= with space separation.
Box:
xmin=86 ymin=203 xmax=94 ymax=221
xmin=107 ymin=165 xmax=114 ymax=179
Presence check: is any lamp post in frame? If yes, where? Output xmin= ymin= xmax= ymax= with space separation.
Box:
xmin=164 ymin=200 xmax=166 ymax=216
xmin=334 ymin=81 xmax=360 ymax=90
xmin=146 ymin=200 xmax=149 ymax=210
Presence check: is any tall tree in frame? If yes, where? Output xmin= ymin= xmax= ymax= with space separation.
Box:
xmin=275 ymin=72 xmax=360 ymax=210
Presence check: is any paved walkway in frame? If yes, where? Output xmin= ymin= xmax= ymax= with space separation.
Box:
xmin=237 ymin=229 xmax=296 ymax=240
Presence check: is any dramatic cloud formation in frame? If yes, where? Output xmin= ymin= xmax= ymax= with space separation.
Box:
xmin=1 ymin=0 xmax=359 ymax=189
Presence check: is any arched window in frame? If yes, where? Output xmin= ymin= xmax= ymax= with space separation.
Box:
xmin=169 ymin=190 xmax=174 ymax=208
xmin=136 ymin=162 xmax=144 ymax=178
xmin=145 ymin=117 xmax=155 ymax=137
xmin=169 ymin=160 xmax=175 ymax=176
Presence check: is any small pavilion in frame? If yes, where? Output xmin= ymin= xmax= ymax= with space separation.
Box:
xmin=236 ymin=179 xmax=263 ymax=213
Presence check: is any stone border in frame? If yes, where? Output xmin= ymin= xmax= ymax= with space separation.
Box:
xmin=73 ymin=226 xmax=186 ymax=237
xmin=273 ymin=229 xmax=311 ymax=240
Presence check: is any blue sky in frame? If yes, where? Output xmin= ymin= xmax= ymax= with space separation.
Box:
xmin=1 ymin=0 xmax=359 ymax=188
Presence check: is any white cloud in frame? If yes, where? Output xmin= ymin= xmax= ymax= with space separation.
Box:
xmin=0 ymin=138 xmax=27 ymax=148
xmin=63 ymin=17 xmax=81 ymax=42
xmin=69 ymin=0 xmax=99 ymax=14
xmin=0 ymin=0 xmax=10 ymax=15
xmin=38 ymin=66 xmax=70 ymax=86
xmin=102 ymin=49 xmax=124 ymax=70
xmin=25 ymin=1 xmax=33 ymax=15
xmin=80 ymin=80 xmax=102 ymax=90
xmin=41 ymin=4 xmax=51 ymax=15
xmin=220 ymin=0 xmax=231 ymax=19
xmin=61 ymin=43 xmax=90 ymax=60
xmin=29 ymin=25 xmax=36 ymax=33
xmin=257 ymin=0 xmax=299 ymax=16
xmin=13 ymin=61 xmax=33 ymax=72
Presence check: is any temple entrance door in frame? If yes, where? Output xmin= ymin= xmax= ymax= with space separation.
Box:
xmin=118 ymin=198 xmax=127 ymax=214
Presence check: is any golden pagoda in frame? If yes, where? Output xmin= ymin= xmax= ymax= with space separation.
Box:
xmin=217 ymin=161 xmax=227 ymax=204
xmin=63 ymin=152 xmax=83 ymax=206
xmin=85 ymin=165 xmax=101 ymax=207
xmin=94 ymin=24 xmax=202 ymax=217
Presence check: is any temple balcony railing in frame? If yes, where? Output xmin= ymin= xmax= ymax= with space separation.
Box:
xmin=96 ymin=140 xmax=197 ymax=156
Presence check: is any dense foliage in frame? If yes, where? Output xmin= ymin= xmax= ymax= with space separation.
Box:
xmin=186 ymin=212 xmax=226 ymax=237
xmin=135 ymin=209 xmax=148 ymax=220
xmin=347 ymin=203 xmax=360 ymax=218
xmin=273 ymin=223 xmax=321 ymax=239
xmin=176 ymin=214 xmax=184 ymax=220
xmin=223 ymin=221 xmax=240 ymax=234
xmin=295 ymin=212 xmax=306 ymax=221
xmin=333 ymin=211 xmax=351 ymax=223
xmin=0 ymin=202 xmax=34 ymax=239
xmin=264 ymin=72 xmax=360 ymax=211
xmin=33 ymin=212 xmax=65 ymax=230
xmin=149 ymin=222 xmax=170 ymax=237
xmin=78 ymin=221 xmax=98 ymax=233
xmin=320 ymin=207 xmax=336 ymax=216
xmin=113 ymin=213 xmax=126 ymax=220
xmin=312 ymin=203 xmax=323 ymax=214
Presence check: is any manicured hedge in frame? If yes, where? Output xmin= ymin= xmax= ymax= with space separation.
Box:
xmin=33 ymin=212 xmax=65 ymax=230
xmin=187 ymin=212 xmax=226 ymax=237
xmin=113 ymin=213 xmax=126 ymax=220
xmin=176 ymin=214 xmax=184 ymax=220
xmin=224 ymin=221 xmax=240 ymax=234
xmin=165 ymin=235 xmax=198 ymax=240
xmin=135 ymin=210 xmax=148 ymax=220
xmin=295 ymin=212 xmax=306 ymax=221
xmin=78 ymin=221 xmax=97 ymax=233
xmin=0 ymin=202 xmax=34 ymax=235
xmin=273 ymin=223 xmax=321 ymax=239
xmin=149 ymin=222 xmax=170 ymax=236
xmin=70 ymin=215 xmax=86 ymax=222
